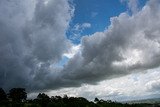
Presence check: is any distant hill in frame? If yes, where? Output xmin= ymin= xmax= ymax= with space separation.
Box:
xmin=124 ymin=98 xmax=160 ymax=104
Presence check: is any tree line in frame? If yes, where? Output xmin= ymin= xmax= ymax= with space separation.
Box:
xmin=0 ymin=88 xmax=158 ymax=107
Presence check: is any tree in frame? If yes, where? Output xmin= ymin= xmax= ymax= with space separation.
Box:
xmin=94 ymin=97 xmax=99 ymax=103
xmin=37 ymin=93 xmax=50 ymax=106
xmin=37 ymin=93 xmax=50 ymax=100
xmin=0 ymin=88 xmax=7 ymax=101
xmin=8 ymin=88 xmax=27 ymax=102
xmin=63 ymin=94 xmax=68 ymax=102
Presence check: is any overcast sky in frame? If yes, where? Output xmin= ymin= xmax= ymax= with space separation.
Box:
xmin=0 ymin=0 xmax=160 ymax=101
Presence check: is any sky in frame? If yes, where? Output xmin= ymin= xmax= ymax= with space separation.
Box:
xmin=0 ymin=0 xmax=160 ymax=101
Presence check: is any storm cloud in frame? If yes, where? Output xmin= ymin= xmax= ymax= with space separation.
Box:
xmin=0 ymin=0 xmax=73 ymax=91
xmin=0 ymin=0 xmax=160 ymax=93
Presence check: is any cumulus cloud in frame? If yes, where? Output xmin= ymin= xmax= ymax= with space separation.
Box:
xmin=0 ymin=0 xmax=73 ymax=91
xmin=62 ymin=0 xmax=160 ymax=85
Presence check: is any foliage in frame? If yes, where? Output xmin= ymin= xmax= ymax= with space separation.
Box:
xmin=0 ymin=88 xmax=7 ymax=101
xmin=8 ymin=88 xmax=27 ymax=102
xmin=0 ymin=88 xmax=159 ymax=107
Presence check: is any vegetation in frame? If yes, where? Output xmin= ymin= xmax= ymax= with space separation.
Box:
xmin=0 ymin=88 xmax=159 ymax=107
xmin=8 ymin=88 xmax=27 ymax=102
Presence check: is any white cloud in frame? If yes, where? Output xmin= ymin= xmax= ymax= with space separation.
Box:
xmin=81 ymin=23 xmax=91 ymax=28
xmin=72 ymin=23 xmax=91 ymax=32
xmin=63 ymin=44 xmax=81 ymax=58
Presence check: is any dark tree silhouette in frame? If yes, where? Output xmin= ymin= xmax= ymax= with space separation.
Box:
xmin=63 ymin=94 xmax=68 ymax=102
xmin=94 ymin=97 xmax=99 ymax=103
xmin=8 ymin=88 xmax=27 ymax=102
xmin=37 ymin=93 xmax=50 ymax=106
xmin=0 ymin=88 xmax=157 ymax=107
xmin=30 ymin=94 xmax=160 ymax=107
xmin=37 ymin=93 xmax=50 ymax=100
xmin=0 ymin=88 xmax=7 ymax=101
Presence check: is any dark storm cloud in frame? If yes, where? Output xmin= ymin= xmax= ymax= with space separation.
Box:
xmin=0 ymin=0 xmax=73 ymax=91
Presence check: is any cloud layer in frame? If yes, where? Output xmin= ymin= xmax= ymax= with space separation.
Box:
xmin=45 ymin=69 xmax=160 ymax=101
xmin=0 ymin=0 xmax=160 ymax=95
